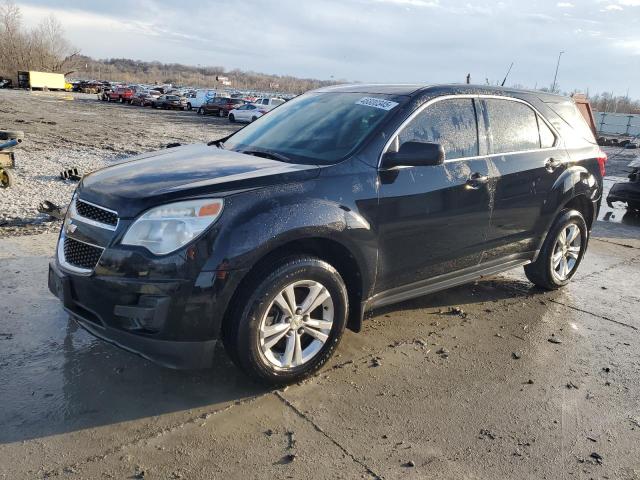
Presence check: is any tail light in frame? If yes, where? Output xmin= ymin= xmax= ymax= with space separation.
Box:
xmin=596 ymin=150 xmax=607 ymax=177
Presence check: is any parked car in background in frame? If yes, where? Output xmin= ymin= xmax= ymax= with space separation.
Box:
xmin=130 ymin=92 xmax=156 ymax=107
xmin=252 ymin=97 xmax=285 ymax=111
xmin=198 ymin=97 xmax=246 ymax=117
xmin=98 ymin=86 xmax=113 ymax=101
xmin=48 ymin=84 xmax=605 ymax=385
xmin=228 ymin=103 xmax=266 ymax=123
xmin=152 ymin=95 xmax=187 ymax=110
xmin=108 ymin=87 xmax=134 ymax=103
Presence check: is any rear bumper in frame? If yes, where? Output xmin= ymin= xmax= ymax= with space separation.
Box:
xmin=607 ymin=181 xmax=640 ymax=207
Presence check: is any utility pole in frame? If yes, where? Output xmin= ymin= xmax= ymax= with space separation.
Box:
xmin=551 ymin=50 xmax=564 ymax=93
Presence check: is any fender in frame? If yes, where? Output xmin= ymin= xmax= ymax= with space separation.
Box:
xmin=533 ymin=164 xmax=599 ymax=258
xmin=201 ymin=176 xmax=379 ymax=329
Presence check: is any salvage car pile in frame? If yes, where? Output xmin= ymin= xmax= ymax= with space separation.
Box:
xmin=95 ymin=81 xmax=290 ymax=123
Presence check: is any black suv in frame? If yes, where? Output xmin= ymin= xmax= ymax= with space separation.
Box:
xmin=48 ymin=84 xmax=606 ymax=384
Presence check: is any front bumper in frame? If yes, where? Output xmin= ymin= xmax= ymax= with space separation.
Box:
xmin=607 ymin=181 xmax=640 ymax=207
xmin=48 ymin=257 xmax=243 ymax=369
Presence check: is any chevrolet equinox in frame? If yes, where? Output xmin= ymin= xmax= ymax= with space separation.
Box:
xmin=49 ymin=84 xmax=606 ymax=384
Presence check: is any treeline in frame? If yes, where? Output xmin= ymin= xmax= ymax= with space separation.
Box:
xmin=0 ymin=0 xmax=336 ymax=94
xmin=0 ymin=1 xmax=79 ymax=80
xmin=587 ymin=92 xmax=640 ymax=115
xmin=74 ymin=57 xmax=338 ymax=94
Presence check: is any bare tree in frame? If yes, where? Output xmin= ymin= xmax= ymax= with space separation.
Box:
xmin=0 ymin=1 xmax=79 ymax=81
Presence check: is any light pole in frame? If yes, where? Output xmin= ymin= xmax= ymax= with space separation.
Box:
xmin=551 ymin=50 xmax=564 ymax=93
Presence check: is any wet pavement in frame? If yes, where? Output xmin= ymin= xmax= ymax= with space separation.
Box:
xmin=1 ymin=203 xmax=639 ymax=479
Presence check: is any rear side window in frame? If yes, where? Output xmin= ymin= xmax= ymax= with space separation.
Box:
xmin=484 ymin=99 xmax=539 ymax=154
xmin=398 ymin=98 xmax=479 ymax=160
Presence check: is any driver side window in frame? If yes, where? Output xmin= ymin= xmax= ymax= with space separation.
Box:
xmin=398 ymin=98 xmax=479 ymax=160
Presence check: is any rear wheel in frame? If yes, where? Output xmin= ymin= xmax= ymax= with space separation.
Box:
xmin=223 ymin=256 xmax=348 ymax=384
xmin=524 ymin=209 xmax=587 ymax=290
xmin=251 ymin=116 xmax=257 ymax=122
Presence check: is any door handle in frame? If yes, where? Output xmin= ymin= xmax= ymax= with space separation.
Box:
xmin=544 ymin=157 xmax=563 ymax=173
xmin=466 ymin=172 xmax=489 ymax=189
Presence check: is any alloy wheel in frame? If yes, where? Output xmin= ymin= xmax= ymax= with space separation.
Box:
xmin=258 ymin=280 xmax=334 ymax=369
xmin=551 ymin=222 xmax=582 ymax=281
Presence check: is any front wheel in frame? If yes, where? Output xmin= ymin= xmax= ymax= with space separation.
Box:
xmin=228 ymin=114 xmax=235 ymax=123
xmin=251 ymin=116 xmax=258 ymax=122
xmin=524 ymin=209 xmax=588 ymax=290
xmin=223 ymin=256 xmax=348 ymax=385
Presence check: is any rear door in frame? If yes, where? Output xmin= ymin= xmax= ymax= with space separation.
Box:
xmin=375 ymin=97 xmax=492 ymax=293
xmin=479 ymin=97 xmax=568 ymax=262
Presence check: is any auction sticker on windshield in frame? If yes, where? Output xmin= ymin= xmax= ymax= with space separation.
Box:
xmin=355 ymin=97 xmax=399 ymax=110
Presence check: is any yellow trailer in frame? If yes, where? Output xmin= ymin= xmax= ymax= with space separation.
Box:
xmin=18 ymin=71 xmax=66 ymax=90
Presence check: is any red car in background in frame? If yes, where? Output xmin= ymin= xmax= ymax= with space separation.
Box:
xmin=197 ymin=97 xmax=246 ymax=117
xmin=108 ymin=87 xmax=134 ymax=103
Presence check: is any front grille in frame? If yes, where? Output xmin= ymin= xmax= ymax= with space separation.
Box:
xmin=63 ymin=237 xmax=104 ymax=270
xmin=76 ymin=199 xmax=118 ymax=227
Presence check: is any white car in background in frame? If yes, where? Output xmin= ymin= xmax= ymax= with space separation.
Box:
xmin=228 ymin=103 xmax=266 ymax=123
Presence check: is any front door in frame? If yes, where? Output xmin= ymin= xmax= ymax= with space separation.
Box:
xmin=375 ymin=97 xmax=492 ymax=294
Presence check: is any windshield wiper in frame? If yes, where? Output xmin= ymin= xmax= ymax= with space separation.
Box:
xmin=207 ymin=136 xmax=229 ymax=148
xmin=240 ymin=149 xmax=292 ymax=163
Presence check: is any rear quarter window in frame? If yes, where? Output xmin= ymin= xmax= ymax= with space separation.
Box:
xmin=546 ymin=101 xmax=596 ymax=147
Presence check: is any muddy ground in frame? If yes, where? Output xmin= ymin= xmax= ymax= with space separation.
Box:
xmin=0 ymin=89 xmax=639 ymax=479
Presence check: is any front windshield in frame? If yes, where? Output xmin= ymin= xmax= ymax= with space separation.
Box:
xmin=224 ymin=92 xmax=402 ymax=165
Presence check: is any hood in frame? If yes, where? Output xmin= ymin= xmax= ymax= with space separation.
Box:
xmin=78 ymin=144 xmax=320 ymax=218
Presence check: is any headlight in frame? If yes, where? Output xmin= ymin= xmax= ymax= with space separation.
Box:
xmin=122 ymin=199 xmax=223 ymax=255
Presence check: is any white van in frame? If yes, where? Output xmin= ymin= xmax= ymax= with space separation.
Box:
xmin=252 ymin=97 xmax=286 ymax=111
xmin=186 ymin=90 xmax=218 ymax=110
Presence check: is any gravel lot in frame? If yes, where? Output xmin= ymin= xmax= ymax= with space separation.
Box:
xmin=0 ymin=89 xmax=240 ymax=235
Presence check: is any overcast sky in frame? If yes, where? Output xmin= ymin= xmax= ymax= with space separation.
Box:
xmin=15 ymin=0 xmax=640 ymax=97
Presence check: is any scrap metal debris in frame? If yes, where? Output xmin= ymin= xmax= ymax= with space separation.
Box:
xmin=37 ymin=200 xmax=67 ymax=220
xmin=60 ymin=168 xmax=81 ymax=181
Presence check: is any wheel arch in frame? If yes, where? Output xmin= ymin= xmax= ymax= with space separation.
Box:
xmin=221 ymin=236 xmax=368 ymax=336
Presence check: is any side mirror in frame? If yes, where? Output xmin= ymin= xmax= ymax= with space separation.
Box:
xmin=382 ymin=141 xmax=445 ymax=168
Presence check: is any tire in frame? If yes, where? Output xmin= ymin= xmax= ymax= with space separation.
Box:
xmin=187 ymin=103 xmax=192 ymax=111
xmin=627 ymin=202 xmax=640 ymax=212
xmin=229 ymin=114 xmax=235 ymax=123
xmin=223 ymin=255 xmax=348 ymax=385
xmin=251 ymin=116 xmax=258 ymax=122
xmin=524 ymin=209 xmax=588 ymax=290
xmin=0 ymin=168 xmax=15 ymax=188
